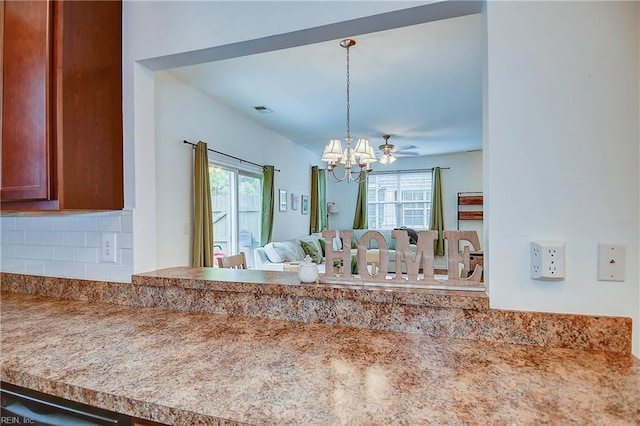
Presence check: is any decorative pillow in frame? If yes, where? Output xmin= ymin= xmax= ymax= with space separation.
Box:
xmin=298 ymin=236 xmax=323 ymax=258
xmin=288 ymin=240 xmax=307 ymax=260
xmin=300 ymin=240 xmax=323 ymax=264
xmin=265 ymin=241 xmax=305 ymax=263
xmin=309 ymin=233 xmax=326 ymax=256
xmin=263 ymin=242 xmax=283 ymax=263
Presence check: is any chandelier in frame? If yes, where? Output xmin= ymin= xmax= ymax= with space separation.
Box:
xmin=378 ymin=134 xmax=397 ymax=164
xmin=321 ymin=39 xmax=377 ymax=183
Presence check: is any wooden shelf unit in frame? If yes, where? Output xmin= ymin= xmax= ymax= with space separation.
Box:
xmin=457 ymin=192 xmax=483 ymax=228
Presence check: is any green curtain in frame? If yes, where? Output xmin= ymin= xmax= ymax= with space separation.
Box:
xmin=352 ymin=171 xmax=367 ymax=229
xmin=310 ymin=166 xmax=320 ymax=233
xmin=430 ymin=167 xmax=445 ymax=256
xmin=192 ymin=141 xmax=214 ymax=267
xmin=318 ymin=168 xmax=327 ymax=230
xmin=261 ymin=165 xmax=275 ymax=245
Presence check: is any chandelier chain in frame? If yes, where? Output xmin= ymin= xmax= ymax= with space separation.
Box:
xmin=321 ymin=39 xmax=377 ymax=184
xmin=345 ymin=44 xmax=351 ymax=140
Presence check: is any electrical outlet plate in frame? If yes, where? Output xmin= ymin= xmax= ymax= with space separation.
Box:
xmin=101 ymin=233 xmax=117 ymax=263
xmin=597 ymin=244 xmax=625 ymax=282
xmin=531 ymin=240 xmax=565 ymax=281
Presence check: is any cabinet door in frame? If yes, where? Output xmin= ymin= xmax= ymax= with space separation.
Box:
xmin=1 ymin=1 xmax=52 ymax=201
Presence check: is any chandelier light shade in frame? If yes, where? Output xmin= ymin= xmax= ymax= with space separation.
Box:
xmin=321 ymin=39 xmax=376 ymax=183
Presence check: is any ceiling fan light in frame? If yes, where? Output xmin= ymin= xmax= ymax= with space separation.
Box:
xmin=388 ymin=154 xmax=397 ymax=164
xmin=379 ymin=155 xmax=389 ymax=165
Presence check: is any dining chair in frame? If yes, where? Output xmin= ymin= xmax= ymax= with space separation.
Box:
xmin=217 ymin=252 xmax=248 ymax=269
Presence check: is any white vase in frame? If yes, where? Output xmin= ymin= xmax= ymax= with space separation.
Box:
xmin=298 ymin=255 xmax=319 ymax=283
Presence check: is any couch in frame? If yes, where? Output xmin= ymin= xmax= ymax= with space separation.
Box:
xmin=253 ymin=230 xmax=413 ymax=273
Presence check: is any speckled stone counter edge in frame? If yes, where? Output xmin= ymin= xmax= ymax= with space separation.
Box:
xmin=1 ymin=271 xmax=631 ymax=353
xmin=1 ymin=369 xmax=241 ymax=426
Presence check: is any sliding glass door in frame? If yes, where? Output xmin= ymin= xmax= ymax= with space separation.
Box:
xmin=209 ymin=164 xmax=262 ymax=268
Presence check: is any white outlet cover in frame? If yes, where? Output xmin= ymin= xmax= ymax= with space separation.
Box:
xmin=531 ymin=240 xmax=565 ymax=281
xmin=597 ymin=244 xmax=625 ymax=282
xmin=101 ymin=232 xmax=117 ymax=263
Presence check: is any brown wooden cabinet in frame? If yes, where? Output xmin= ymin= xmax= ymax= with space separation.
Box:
xmin=1 ymin=0 xmax=123 ymax=211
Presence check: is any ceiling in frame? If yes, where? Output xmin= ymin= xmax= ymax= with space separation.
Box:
xmin=168 ymin=12 xmax=484 ymax=159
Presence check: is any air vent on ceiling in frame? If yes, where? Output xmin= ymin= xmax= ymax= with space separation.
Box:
xmin=252 ymin=105 xmax=273 ymax=114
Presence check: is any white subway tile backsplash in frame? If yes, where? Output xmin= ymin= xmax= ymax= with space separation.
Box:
xmin=53 ymin=216 xmax=76 ymax=232
xmin=86 ymin=232 xmax=102 ymax=248
xmin=1 ymin=217 xmax=16 ymax=231
xmin=44 ymin=261 xmax=65 ymax=277
xmin=34 ymin=246 xmax=55 ymax=261
xmin=63 ymin=262 xmax=86 ymax=278
xmin=25 ymin=231 xmax=44 ymax=245
xmin=31 ymin=217 xmax=53 ymax=231
xmin=86 ymin=263 xmax=110 ymax=280
xmin=75 ymin=247 xmax=98 ymax=263
xmin=6 ymin=231 xmax=25 ymax=245
xmin=2 ymin=245 xmax=17 ymax=258
xmin=119 ymin=248 xmax=133 ymax=266
xmin=1 ymin=258 xmax=26 ymax=273
xmin=109 ymin=264 xmax=132 ymax=283
xmin=121 ymin=214 xmax=133 ymax=233
xmin=54 ymin=247 xmax=75 ymax=262
xmin=2 ymin=231 xmax=25 ymax=244
xmin=25 ymin=260 xmax=45 ymax=275
xmin=97 ymin=216 xmax=121 ymax=232
xmin=64 ymin=232 xmax=86 ymax=247
xmin=16 ymin=246 xmax=34 ymax=259
xmin=74 ymin=216 xmax=97 ymax=232
xmin=2 ymin=211 xmax=133 ymax=282
xmin=117 ymin=232 xmax=133 ymax=249
xmin=44 ymin=231 xmax=65 ymax=246
xmin=14 ymin=217 xmax=34 ymax=229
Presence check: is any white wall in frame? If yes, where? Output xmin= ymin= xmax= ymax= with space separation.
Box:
xmin=154 ymin=72 xmax=317 ymax=268
xmin=327 ymin=151 xmax=483 ymax=248
xmin=486 ymin=1 xmax=639 ymax=355
xmin=106 ymin=0 xmax=639 ymax=356
xmin=122 ymin=1 xmax=429 ymax=274
xmin=0 ymin=211 xmax=134 ymax=282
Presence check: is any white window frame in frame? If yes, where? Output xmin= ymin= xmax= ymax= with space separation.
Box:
xmin=367 ymin=171 xmax=433 ymax=230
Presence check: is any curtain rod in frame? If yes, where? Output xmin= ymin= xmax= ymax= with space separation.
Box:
xmin=183 ymin=140 xmax=280 ymax=172
xmin=371 ymin=167 xmax=450 ymax=175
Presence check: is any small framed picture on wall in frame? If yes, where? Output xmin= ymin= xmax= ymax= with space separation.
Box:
xmin=291 ymin=193 xmax=299 ymax=210
xmin=301 ymin=195 xmax=309 ymax=215
xmin=279 ymin=189 xmax=287 ymax=212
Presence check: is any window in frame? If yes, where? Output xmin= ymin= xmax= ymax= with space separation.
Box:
xmin=209 ymin=164 xmax=262 ymax=268
xmin=367 ymin=172 xmax=432 ymax=230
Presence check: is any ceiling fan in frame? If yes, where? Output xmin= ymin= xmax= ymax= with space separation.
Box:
xmin=378 ymin=134 xmax=420 ymax=164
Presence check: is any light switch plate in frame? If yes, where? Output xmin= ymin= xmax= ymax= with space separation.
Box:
xmin=597 ymin=244 xmax=625 ymax=282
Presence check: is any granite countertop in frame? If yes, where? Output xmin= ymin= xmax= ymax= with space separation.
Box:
xmin=2 ymin=292 xmax=639 ymax=425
